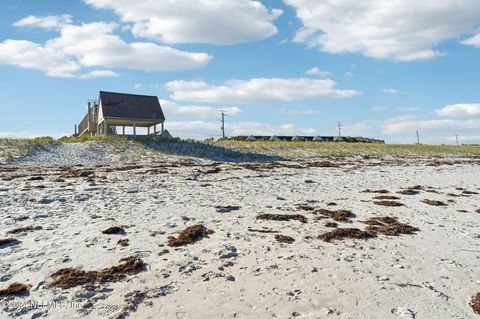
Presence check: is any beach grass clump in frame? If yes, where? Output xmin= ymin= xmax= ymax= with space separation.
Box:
xmin=0 ymin=137 xmax=54 ymax=161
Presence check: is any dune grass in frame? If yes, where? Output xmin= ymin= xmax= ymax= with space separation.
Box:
xmin=59 ymin=134 xmax=132 ymax=145
xmin=2 ymin=135 xmax=480 ymax=164
xmin=0 ymin=137 xmax=54 ymax=161
xmin=209 ymin=140 xmax=480 ymax=158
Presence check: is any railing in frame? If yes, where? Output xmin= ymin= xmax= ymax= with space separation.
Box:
xmin=78 ymin=113 xmax=89 ymax=135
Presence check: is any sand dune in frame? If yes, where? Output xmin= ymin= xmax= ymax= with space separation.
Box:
xmin=1 ymin=144 xmax=480 ymax=318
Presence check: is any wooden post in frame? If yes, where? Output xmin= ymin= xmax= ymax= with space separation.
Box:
xmin=87 ymin=102 xmax=91 ymax=131
xmin=161 ymin=122 xmax=164 ymax=134
xmin=154 ymin=124 xmax=157 ymax=135
xmin=122 ymin=126 xmax=125 ymax=135
xmin=74 ymin=124 xmax=77 ymax=135
xmin=133 ymin=122 xmax=136 ymax=136
xmin=148 ymin=127 xmax=150 ymax=135
xmin=104 ymin=121 xmax=108 ymax=136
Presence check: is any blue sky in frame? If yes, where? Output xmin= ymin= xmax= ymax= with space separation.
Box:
xmin=1 ymin=0 xmax=480 ymax=144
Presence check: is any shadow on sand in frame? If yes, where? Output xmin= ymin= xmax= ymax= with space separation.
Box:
xmin=141 ymin=139 xmax=284 ymax=163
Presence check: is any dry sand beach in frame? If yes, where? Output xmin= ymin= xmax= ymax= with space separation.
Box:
xmin=1 ymin=140 xmax=480 ymax=318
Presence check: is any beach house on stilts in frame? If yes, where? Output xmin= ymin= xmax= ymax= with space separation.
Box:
xmin=75 ymin=91 xmax=168 ymax=137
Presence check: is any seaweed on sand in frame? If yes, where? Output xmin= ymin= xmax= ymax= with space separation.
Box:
xmin=28 ymin=176 xmax=44 ymax=181
xmin=274 ymin=235 xmax=295 ymax=244
xmin=256 ymin=214 xmax=307 ymax=223
xmin=7 ymin=226 xmax=42 ymax=234
xmin=69 ymin=169 xmax=94 ymax=178
xmin=373 ymin=201 xmax=405 ymax=207
xmin=421 ymin=199 xmax=447 ymax=206
xmin=296 ymin=204 xmax=316 ymax=211
xmin=373 ymin=195 xmax=401 ymax=200
xmin=0 ymin=283 xmax=29 ymax=296
xmin=317 ymin=209 xmax=355 ymax=222
xmin=471 ymin=293 xmax=480 ymax=314
xmin=247 ymin=228 xmax=278 ymax=233
xmin=325 ymin=222 xmax=338 ymax=228
xmin=167 ymin=224 xmax=214 ymax=247
xmin=117 ymin=239 xmax=129 ymax=246
xmin=116 ymin=290 xmax=147 ymax=319
xmin=397 ymin=189 xmax=421 ymax=195
xmin=102 ymin=226 xmax=126 ymax=235
xmin=361 ymin=189 xmax=389 ymax=194
xmin=362 ymin=216 xmax=419 ymax=236
xmin=51 ymin=256 xmax=145 ymax=289
xmin=318 ymin=228 xmax=375 ymax=242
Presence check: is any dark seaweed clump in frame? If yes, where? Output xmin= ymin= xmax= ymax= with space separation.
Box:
xmin=51 ymin=256 xmax=145 ymax=289
xmin=167 ymin=225 xmax=214 ymax=247
xmin=256 ymin=214 xmax=307 ymax=223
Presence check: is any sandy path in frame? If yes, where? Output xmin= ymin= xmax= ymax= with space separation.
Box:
xmin=0 ymin=158 xmax=479 ymax=318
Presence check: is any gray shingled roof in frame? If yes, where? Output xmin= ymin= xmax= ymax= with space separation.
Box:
xmin=99 ymin=91 xmax=165 ymax=121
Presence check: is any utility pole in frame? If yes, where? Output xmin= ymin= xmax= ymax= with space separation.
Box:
xmin=455 ymin=133 xmax=459 ymax=146
xmin=416 ymin=130 xmax=420 ymax=144
xmin=220 ymin=111 xmax=226 ymax=139
xmin=337 ymin=121 xmax=343 ymax=137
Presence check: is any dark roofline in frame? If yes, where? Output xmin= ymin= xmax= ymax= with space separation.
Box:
xmin=98 ymin=91 xmax=165 ymax=121
xmin=99 ymin=90 xmax=159 ymax=99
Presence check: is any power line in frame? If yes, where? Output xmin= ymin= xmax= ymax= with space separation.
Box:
xmin=416 ymin=130 xmax=420 ymax=144
xmin=455 ymin=133 xmax=459 ymax=146
xmin=337 ymin=121 xmax=343 ymax=137
xmin=219 ymin=110 xmax=227 ymax=139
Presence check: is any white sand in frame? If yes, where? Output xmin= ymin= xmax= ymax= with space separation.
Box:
xmin=1 ymin=152 xmax=480 ymax=318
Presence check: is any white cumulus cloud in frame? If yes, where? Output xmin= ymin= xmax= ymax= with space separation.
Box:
xmin=284 ymin=0 xmax=480 ymax=61
xmin=79 ymin=70 xmax=119 ymax=79
xmin=84 ymin=0 xmax=282 ymax=45
xmin=381 ymin=88 xmax=399 ymax=94
xmin=13 ymin=14 xmax=73 ymax=30
xmin=282 ymin=108 xmax=320 ymax=115
xmin=305 ymin=67 xmax=330 ymax=77
xmin=0 ymin=39 xmax=81 ymax=78
xmin=436 ymin=103 xmax=480 ymax=117
xmin=461 ymin=33 xmax=480 ymax=47
xmin=372 ymin=106 xmax=389 ymax=112
xmin=0 ymin=17 xmax=212 ymax=78
xmin=47 ymin=22 xmax=212 ymax=72
xmin=160 ymin=100 xmax=242 ymax=117
xmin=165 ymin=78 xmax=360 ymax=103
xmin=382 ymin=118 xmax=480 ymax=134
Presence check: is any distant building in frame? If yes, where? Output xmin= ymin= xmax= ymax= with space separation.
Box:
xmin=76 ymin=91 xmax=166 ymax=137
xmin=229 ymin=135 xmax=385 ymax=143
